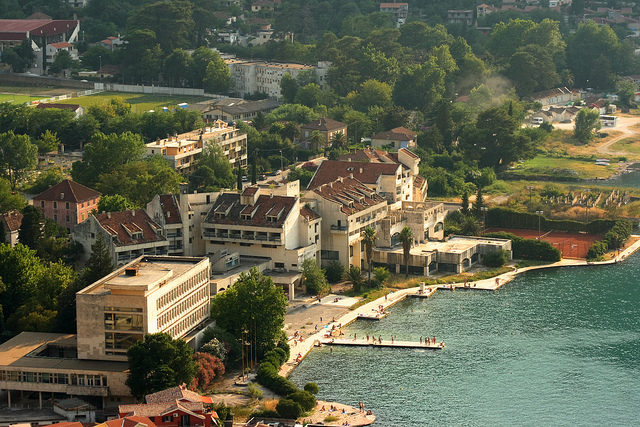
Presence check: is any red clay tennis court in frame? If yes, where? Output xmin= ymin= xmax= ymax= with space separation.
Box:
xmin=484 ymin=228 xmax=602 ymax=259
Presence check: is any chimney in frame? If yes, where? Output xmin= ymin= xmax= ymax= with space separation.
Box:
xmin=60 ymin=192 xmax=64 ymax=199
xmin=349 ymin=173 xmax=353 ymax=179
xmin=166 ymin=211 xmax=171 ymax=218
xmin=107 ymin=212 xmax=111 ymax=218
xmin=125 ymin=267 xmax=138 ymax=276
xmin=131 ymin=210 xmax=136 ymax=216
xmin=359 ymin=168 xmax=363 ymax=174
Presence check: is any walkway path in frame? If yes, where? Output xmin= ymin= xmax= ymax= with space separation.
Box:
xmin=319 ymin=337 xmax=444 ymax=350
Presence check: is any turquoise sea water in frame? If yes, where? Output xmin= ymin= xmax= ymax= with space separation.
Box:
xmin=289 ymin=256 xmax=640 ymax=426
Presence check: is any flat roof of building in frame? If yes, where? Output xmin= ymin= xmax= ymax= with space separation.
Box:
xmin=0 ymin=332 xmax=128 ymax=372
xmin=380 ymin=236 xmax=511 ymax=256
xmin=79 ymin=256 xmax=209 ymax=296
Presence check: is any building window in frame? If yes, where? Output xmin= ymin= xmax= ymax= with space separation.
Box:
xmin=105 ymin=332 xmax=143 ymax=350
xmin=66 ymin=215 xmax=70 ymax=222
xmin=350 ymin=246 xmax=354 ymax=257
xmin=53 ymin=201 xmax=57 ymax=209
xmin=65 ymin=202 xmax=70 ymax=210
xmin=40 ymin=201 xmax=44 ymax=208
xmin=53 ymin=214 xmax=57 ymax=221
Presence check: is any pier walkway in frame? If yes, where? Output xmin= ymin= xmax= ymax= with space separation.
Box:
xmin=319 ymin=337 xmax=444 ymax=350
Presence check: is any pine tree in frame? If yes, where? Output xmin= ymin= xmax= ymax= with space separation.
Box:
xmin=236 ymin=164 xmax=243 ymax=191
xmin=461 ymin=191 xmax=470 ymax=215
xmin=18 ymin=205 xmax=43 ymax=250
xmin=473 ymin=187 xmax=485 ymax=219
xmin=0 ymin=221 xmax=7 ymax=245
xmin=84 ymin=233 xmax=114 ymax=285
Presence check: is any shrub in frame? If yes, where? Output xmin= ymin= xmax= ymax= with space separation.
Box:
xmin=276 ymin=398 xmax=303 ymax=419
xmin=486 ymin=207 xmax=617 ymax=234
xmin=287 ymin=390 xmax=316 ymax=412
xmin=483 ymin=250 xmax=508 ymax=267
xmin=200 ymin=338 xmax=228 ymax=361
xmin=324 ymin=260 xmax=345 ymax=283
xmin=250 ymin=409 xmax=279 ymax=418
xmin=372 ymin=266 xmax=390 ymax=288
xmin=603 ymin=219 xmax=633 ymax=250
xmin=248 ymin=382 xmax=263 ymax=399
xmin=304 ymin=382 xmax=319 ymax=395
xmin=586 ymin=240 xmax=608 ymax=261
xmin=485 ymin=232 xmax=561 ymax=261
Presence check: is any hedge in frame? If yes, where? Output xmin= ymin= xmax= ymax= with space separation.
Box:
xmin=276 ymin=398 xmax=303 ymax=419
xmin=287 ymin=390 xmax=316 ymax=411
xmin=586 ymin=240 xmax=608 ymax=261
xmin=486 ymin=207 xmax=616 ymax=234
xmin=485 ymin=232 xmax=561 ymax=261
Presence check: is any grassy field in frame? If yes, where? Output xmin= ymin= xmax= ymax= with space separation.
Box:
xmin=610 ymin=136 xmax=640 ymax=156
xmin=538 ymin=129 xmax=621 ymax=159
xmin=505 ymin=155 xmax=620 ymax=180
xmin=55 ymin=91 xmax=211 ymax=113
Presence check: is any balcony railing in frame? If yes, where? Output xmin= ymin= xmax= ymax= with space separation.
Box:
xmin=330 ymin=225 xmax=347 ymax=231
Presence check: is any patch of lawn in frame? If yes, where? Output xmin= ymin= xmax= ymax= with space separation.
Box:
xmin=348 ymin=288 xmax=391 ymax=310
xmin=55 ymin=91 xmax=210 ymax=112
xmin=505 ymin=155 xmax=619 ymax=180
xmin=610 ymin=136 xmax=640 ymax=156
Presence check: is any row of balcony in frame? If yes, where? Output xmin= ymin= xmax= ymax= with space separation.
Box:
xmin=203 ymin=230 xmax=282 ymax=243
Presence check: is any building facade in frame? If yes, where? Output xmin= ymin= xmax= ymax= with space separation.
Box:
xmin=370 ymin=126 xmax=417 ymax=150
xmin=33 ymin=180 xmax=101 ymax=231
xmin=1 ymin=209 xmax=22 ymax=247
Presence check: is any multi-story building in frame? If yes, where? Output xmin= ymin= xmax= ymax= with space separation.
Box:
xmin=1 ymin=209 xmax=22 ymax=247
xmin=371 ymin=126 xmax=417 ymax=150
xmin=33 ymin=180 xmax=101 ymax=232
xmin=303 ymin=176 xmax=387 ymax=267
xmin=145 ymin=121 xmax=247 ymax=173
xmin=225 ymin=59 xmax=330 ymax=99
xmin=0 ymin=256 xmax=211 ymax=410
xmin=146 ymin=191 xmax=220 ymax=257
xmin=45 ymin=41 xmax=78 ymax=65
xmin=199 ymin=98 xmax=280 ymax=123
xmin=201 ymin=186 xmax=320 ymax=272
xmin=76 ymin=256 xmax=211 ymax=361
xmin=448 ymin=9 xmax=474 ymax=25
xmin=73 ymin=210 xmax=169 ymax=265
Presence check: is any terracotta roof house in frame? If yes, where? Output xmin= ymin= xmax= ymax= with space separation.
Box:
xmin=145 ymin=384 xmax=214 ymax=404
xmin=300 ymin=118 xmax=347 ymax=148
xmin=72 ymin=209 xmax=169 ymax=265
xmin=33 ymin=179 xmax=101 ymax=231
xmin=97 ymin=416 xmax=156 ymax=427
xmin=119 ymin=400 xmax=217 ymax=426
xmin=1 ymin=209 xmax=22 ymax=247
xmin=371 ymin=126 xmax=417 ymax=149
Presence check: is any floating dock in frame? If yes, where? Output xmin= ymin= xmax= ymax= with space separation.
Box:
xmin=319 ymin=337 xmax=444 ymax=350
xmin=357 ymin=311 xmax=388 ymax=320
xmin=407 ymin=287 xmax=437 ymax=298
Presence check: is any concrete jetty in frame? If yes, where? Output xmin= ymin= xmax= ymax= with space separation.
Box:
xmin=319 ymin=337 xmax=444 ymax=350
xmin=357 ymin=311 xmax=388 ymax=320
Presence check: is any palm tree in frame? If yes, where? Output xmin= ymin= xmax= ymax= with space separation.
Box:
xmin=361 ymin=226 xmax=376 ymax=285
xmin=399 ymin=226 xmax=413 ymax=277
xmin=309 ymin=130 xmax=324 ymax=153
xmin=330 ymin=131 xmax=348 ymax=150
xmin=343 ymin=265 xmax=364 ymax=292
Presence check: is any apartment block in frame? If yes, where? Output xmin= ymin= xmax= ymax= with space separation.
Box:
xmin=201 ymin=186 xmax=320 ymax=272
xmin=73 ymin=210 xmax=169 ymax=265
xmin=76 ymin=256 xmax=211 ymax=361
xmin=145 ymin=120 xmax=248 ymax=172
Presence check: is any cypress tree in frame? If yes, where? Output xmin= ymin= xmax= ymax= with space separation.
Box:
xmin=18 ymin=205 xmax=42 ymax=249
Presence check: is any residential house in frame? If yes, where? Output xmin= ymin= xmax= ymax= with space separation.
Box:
xmin=531 ymin=87 xmax=580 ymax=106
xmin=36 ymin=102 xmax=84 ymax=118
xmin=96 ymin=416 xmax=156 ymax=427
xmin=200 ymin=98 xmax=280 ymax=123
xmin=379 ymin=2 xmax=409 ymax=26
xmin=45 ymin=41 xmax=78 ymax=65
xmin=72 ymin=210 xmax=169 ymax=265
xmin=300 ymin=117 xmax=347 ymax=148
xmin=201 ymin=186 xmax=320 ymax=273
xmin=1 ymin=209 xmax=22 ymax=247
xmin=67 ymin=0 xmax=88 ymax=7
xmin=119 ymin=400 xmax=217 ymax=426
xmin=303 ymin=176 xmax=387 ymax=267
xmin=98 ymin=35 xmax=125 ymax=51
xmin=477 ymin=3 xmax=497 ymax=17
xmin=251 ymin=0 xmax=275 ymax=13
xmin=145 ymin=120 xmax=248 ymax=172
xmin=448 ymin=10 xmax=474 ymax=25
xmin=52 ymin=397 xmax=96 ymax=422
xmin=33 ymin=179 xmax=101 ymax=231
xmin=370 ymin=126 xmax=417 ymax=149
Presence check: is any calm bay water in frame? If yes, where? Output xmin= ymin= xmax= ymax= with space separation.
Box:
xmin=289 ymin=256 xmax=640 ymax=426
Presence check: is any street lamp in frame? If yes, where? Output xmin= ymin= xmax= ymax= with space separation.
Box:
xmin=536 ymin=210 xmax=544 ymax=239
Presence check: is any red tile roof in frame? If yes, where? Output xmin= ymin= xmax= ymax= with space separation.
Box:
xmin=371 ymin=126 xmax=417 ymax=141
xmin=242 ymin=186 xmax=259 ymax=196
xmin=1 ymin=209 xmax=23 ymax=232
xmin=33 ymin=179 xmax=100 ymax=203
xmin=50 ymin=41 xmax=72 ymax=48
xmin=43 ymin=423 xmax=83 ymax=427
xmin=399 ymin=147 xmax=419 ymax=159
xmin=307 ymin=160 xmax=401 ymax=190
xmin=301 ymin=117 xmax=347 ymax=132
xmin=36 ymin=103 xmax=81 ymax=111
xmin=145 ymin=385 xmax=210 ymax=404
xmin=101 ymin=416 xmax=156 ymax=427
xmin=0 ymin=19 xmax=78 ymax=40
xmin=312 ymin=176 xmax=386 ymax=215
xmin=159 ymin=194 xmax=181 ymax=225
xmin=119 ymin=400 xmax=207 ymax=419
xmin=338 ymin=148 xmax=396 ymax=164
xmin=205 ymin=193 xmax=296 ymax=228
xmin=94 ymin=210 xmax=165 ymax=247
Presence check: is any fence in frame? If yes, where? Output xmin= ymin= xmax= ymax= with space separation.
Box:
xmin=95 ymin=83 xmax=208 ymax=97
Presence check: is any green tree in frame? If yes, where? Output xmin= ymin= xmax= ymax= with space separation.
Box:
xmin=473 ymin=187 xmax=485 ymax=219
xmin=372 ymin=266 xmax=390 ymax=288
xmin=302 ymin=258 xmax=330 ymax=296
xmin=126 ymin=333 xmax=197 ymax=400
xmin=164 ymin=48 xmax=193 ymax=86
xmin=203 ymin=52 xmax=232 ymax=93
xmin=0 ymin=131 xmax=38 ymax=190
xmin=36 ymin=130 xmax=60 ymax=155
xmin=506 ymin=44 xmax=560 ymax=96
xmin=50 ymin=49 xmax=76 ymax=74
xmin=71 ymin=131 xmax=145 ymax=187
xmin=1 ymin=40 xmax=34 ymax=72
xmin=0 ymin=177 xmax=27 ymax=213
xmin=330 ymin=131 xmax=348 ymax=150
xmin=361 ymin=226 xmax=376 ymax=284
xmin=190 ymin=46 xmax=217 ymax=87
xmin=280 ymin=72 xmax=298 ymax=104
xmin=97 ymin=194 xmax=134 ymax=213
xmin=18 ymin=205 xmax=42 ymax=250
xmin=574 ymin=108 xmax=601 ymax=143
xmin=393 ymin=60 xmax=446 ymax=111
xmin=347 ymin=79 xmax=392 ymax=112
xmin=189 ymin=144 xmax=235 ymax=191
xmin=399 ymin=226 xmax=413 ymax=277
xmin=128 ymin=1 xmax=194 ymax=52
xmin=294 ymin=83 xmax=323 ymax=108
xmin=209 ymin=268 xmax=288 ymax=358
xmin=344 ymin=265 xmax=364 ymax=292
xmin=461 ymin=191 xmax=470 ymax=215
xmin=616 ymin=79 xmax=637 ymax=110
